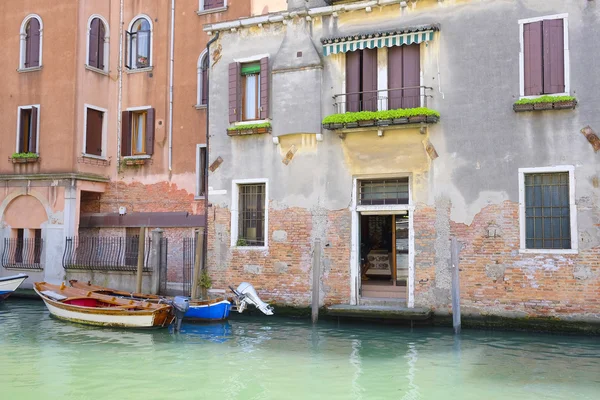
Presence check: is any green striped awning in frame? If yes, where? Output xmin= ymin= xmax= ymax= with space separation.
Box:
xmin=321 ymin=26 xmax=438 ymax=56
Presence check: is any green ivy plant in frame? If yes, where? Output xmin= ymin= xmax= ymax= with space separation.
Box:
xmin=227 ymin=122 xmax=271 ymax=132
xmin=236 ymin=238 xmax=248 ymax=246
xmin=514 ymin=95 xmax=576 ymax=105
xmin=12 ymin=152 xmax=39 ymax=159
xmin=322 ymin=107 xmax=440 ymax=124
xmin=198 ymin=270 xmax=212 ymax=289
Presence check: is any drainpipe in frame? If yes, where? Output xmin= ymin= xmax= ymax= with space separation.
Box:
xmin=168 ymin=0 xmax=176 ymax=172
xmin=203 ymin=31 xmax=219 ymax=272
xmin=116 ymin=0 xmax=124 ymax=171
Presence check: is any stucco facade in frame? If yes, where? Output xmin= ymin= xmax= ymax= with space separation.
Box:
xmin=204 ymin=0 xmax=600 ymax=322
xmin=0 ymin=0 xmax=252 ymax=290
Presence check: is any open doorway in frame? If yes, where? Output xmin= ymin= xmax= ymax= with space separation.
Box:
xmin=359 ymin=211 xmax=409 ymax=300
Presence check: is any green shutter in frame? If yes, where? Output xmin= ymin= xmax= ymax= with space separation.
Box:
xmin=241 ymin=63 xmax=261 ymax=75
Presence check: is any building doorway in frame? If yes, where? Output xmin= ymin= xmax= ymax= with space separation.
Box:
xmin=359 ymin=212 xmax=410 ymax=301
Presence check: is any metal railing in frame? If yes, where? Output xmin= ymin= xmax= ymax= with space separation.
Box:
xmin=62 ymin=236 xmax=151 ymax=272
xmin=332 ymin=86 xmax=433 ymax=114
xmin=2 ymin=238 xmax=43 ymax=270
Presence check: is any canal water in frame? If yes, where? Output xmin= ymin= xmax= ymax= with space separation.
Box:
xmin=1 ymin=300 xmax=599 ymax=400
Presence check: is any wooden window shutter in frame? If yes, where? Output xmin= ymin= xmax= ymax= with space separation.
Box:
xmin=29 ymin=106 xmax=38 ymax=153
xmin=89 ymin=18 xmax=99 ymax=68
xmin=402 ymin=44 xmax=421 ymax=109
xmin=543 ymin=19 xmax=565 ymax=94
xmin=201 ymin=62 xmax=209 ymax=105
xmin=346 ymin=51 xmax=361 ymax=112
xmin=98 ymin=22 xmax=106 ymax=70
xmin=29 ymin=19 xmax=41 ymax=68
xmin=121 ymin=111 xmax=131 ymax=156
xmin=145 ymin=108 xmax=155 ymax=155
xmin=260 ymin=57 xmax=269 ymax=120
xmin=229 ymin=62 xmax=241 ymax=123
xmin=24 ymin=24 xmax=32 ymax=68
xmin=86 ymin=109 xmax=103 ymax=156
xmin=361 ymin=48 xmax=378 ymax=111
xmin=523 ymin=21 xmax=543 ymax=96
xmin=387 ymin=46 xmax=403 ymax=110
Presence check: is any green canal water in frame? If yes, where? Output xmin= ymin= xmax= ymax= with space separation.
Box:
xmin=1 ymin=300 xmax=599 ymax=400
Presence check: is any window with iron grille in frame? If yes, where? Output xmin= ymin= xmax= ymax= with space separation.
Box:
xmin=524 ymin=172 xmax=571 ymax=249
xmin=238 ymin=184 xmax=265 ymax=246
xmin=359 ymin=178 xmax=409 ymax=205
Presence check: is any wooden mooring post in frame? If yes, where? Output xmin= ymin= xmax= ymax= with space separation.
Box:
xmin=451 ymin=237 xmax=461 ymax=334
xmin=191 ymin=230 xmax=204 ymax=300
xmin=311 ymin=239 xmax=321 ymax=324
xmin=136 ymin=227 xmax=146 ymax=293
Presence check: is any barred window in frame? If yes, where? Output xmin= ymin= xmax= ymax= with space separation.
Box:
xmin=359 ymin=178 xmax=409 ymax=205
xmin=524 ymin=172 xmax=571 ymax=249
xmin=238 ymin=184 xmax=265 ymax=246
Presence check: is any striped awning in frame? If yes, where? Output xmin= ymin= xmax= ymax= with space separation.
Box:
xmin=321 ymin=25 xmax=438 ymax=56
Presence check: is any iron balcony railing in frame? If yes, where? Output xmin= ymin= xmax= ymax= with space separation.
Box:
xmin=332 ymin=86 xmax=433 ymax=114
xmin=2 ymin=238 xmax=43 ymax=270
xmin=63 ymin=236 xmax=151 ymax=272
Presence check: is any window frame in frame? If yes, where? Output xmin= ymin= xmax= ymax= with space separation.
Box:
xmin=518 ymin=13 xmax=570 ymax=99
xmin=518 ymin=165 xmax=578 ymax=254
xmin=241 ymin=69 xmax=261 ymax=121
xmin=197 ymin=50 xmax=208 ymax=108
xmin=230 ymin=178 xmax=269 ymax=250
xmin=83 ymin=104 xmax=108 ymax=159
xmin=86 ymin=15 xmax=110 ymax=73
xmin=131 ymin=110 xmax=148 ymax=155
xmin=16 ymin=104 xmax=41 ymax=154
xmin=198 ymin=0 xmax=228 ymax=14
xmin=196 ymin=144 xmax=207 ymax=199
xmin=19 ymin=14 xmax=43 ymax=71
xmin=126 ymin=15 xmax=153 ymax=71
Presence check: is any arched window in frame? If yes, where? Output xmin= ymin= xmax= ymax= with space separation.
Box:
xmin=197 ymin=51 xmax=209 ymax=106
xmin=20 ymin=15 xmax=43 ymax=70
xmin=87 ymin=16 xmax=109 ymax=72
xmin=126 ymin=16 xmax=152 ymax=69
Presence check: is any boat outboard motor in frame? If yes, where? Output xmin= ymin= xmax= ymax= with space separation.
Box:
xmin=230 ymin=282 xmax=274 ymax=315
xmin=171 ymin=296 xmax=190 ymax=332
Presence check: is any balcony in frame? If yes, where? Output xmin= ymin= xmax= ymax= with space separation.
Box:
xmin=323 ymin=86 xmax=439 ymax=132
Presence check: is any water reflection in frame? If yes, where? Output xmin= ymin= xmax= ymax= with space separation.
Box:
xmin=1 ymin=300 xmax=600 ymax=400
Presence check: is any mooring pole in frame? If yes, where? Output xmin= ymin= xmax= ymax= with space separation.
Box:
xmin=136 ymin=227 xmax=146 ymax=293
xmin=311 ymin=239 xmax=321 ymax=324
xmin=451 ymin=237 xmax=461 ymax=334
xmin=191 ymin=229 xmax=203 ymax=300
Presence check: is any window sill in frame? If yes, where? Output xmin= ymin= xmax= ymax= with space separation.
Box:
xmin=197 ymin=6 xmax=228 ymax=16
xmin=232 ymin=246 xmax=268 ymax=252
xmin=519 ymin=249 xmax=578 ymax=255
xmin=194 ymin=195 xmax=206 ymax=201
xmin=234 ymin=119 xmax=270 ymax=126
xmin=195 ymin=104 xmax=207 ymax=110
xmin=85 ymin=65 xmax=109 ymax=76
xmin=122 ymin=155 xmax=151 ymax=167
xmin=17 ymin=66 xmax=42 ymax=73
xmin=126 ymin=67 xmax=153 ymax=74
xmin=513 ymin=99 xmax=577 ymax=112
xmin=123 ymin=155 xmax=152 ymax=160
xmin=10 ymin=155 xmax=40 ymax=164
xmin=82 ymin=154 xmax=107 ymax=161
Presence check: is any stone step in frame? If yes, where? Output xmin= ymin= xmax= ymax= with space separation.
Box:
xmin=358 ymin=297 xmax=408 ymax=307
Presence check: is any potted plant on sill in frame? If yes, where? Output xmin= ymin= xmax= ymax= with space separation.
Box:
xmin=11 ymin=152 xmax=39 ymax=164
xmin=554 ymin=98 xmax=577 ymax=109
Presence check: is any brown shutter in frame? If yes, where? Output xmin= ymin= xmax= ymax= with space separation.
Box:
xmin=523 ymin=22 xmax=543 ymax=96
xmin=201 ymin=65 xmax=209 ymax=105
xmin=346 ymin=50 xmax=361 ymax=112
xmin=29 ymin=19 xmax=41 ymax=68
xmin=145 ymin=108 xmax=155 ymax=155
xmin=121 ymin=111 xmax=131 ymax=156
xmin=18 ymin=109 xmax=26 ymax=152
xmin=402 ymin=44 xmax=421 ymax=109
xmin=24 ymin=23 xmax=32 ymax=68
xmin=29 ymin=106 xmax=38 ymax=153
xmin=229 ymin=62 xmax=241 ymax=123
xmin=362 ymin=48 xmax=378 ymax=111
xmin=98 ymin=21 xmax=106 ymax=70
xmin=543 ymin=19 xmax=565 ymax=95
xmin=388 ymin=46 xmax=404 ymax=109
xmin=260 ymin=57 xmax=269 ymax=120
xmin=86 ymin=109 xmax=103 ymax=156
xmin=89 ymin=18 xmax=99 ymax=68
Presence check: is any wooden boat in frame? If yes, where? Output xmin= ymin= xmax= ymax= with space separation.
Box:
xmin=34 ymin=282 xmax=174 ymax=328
xmin=69 ymin=280 xmax=231 ymax=321
xmin=0 ymin=273 xmax=28 ymax=301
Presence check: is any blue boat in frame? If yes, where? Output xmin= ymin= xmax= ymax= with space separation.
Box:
xmin=185 ymin=299 xmax=231 ymax=321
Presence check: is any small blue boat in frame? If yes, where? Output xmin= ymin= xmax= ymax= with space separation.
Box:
xmin=185 ymin=299 xmax=231 ymax=321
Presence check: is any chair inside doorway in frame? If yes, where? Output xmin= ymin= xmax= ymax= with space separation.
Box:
xmin=360 ymin=213 xmax=409 ymax=300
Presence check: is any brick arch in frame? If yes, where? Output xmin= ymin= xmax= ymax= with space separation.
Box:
xmin=0 ymin=190 xmax=53 ymax=228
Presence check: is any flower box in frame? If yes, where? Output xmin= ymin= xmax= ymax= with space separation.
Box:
xmin=11 ymin=157 xmax=38 ymax=164
xmin=554 ymin=100 xmax=577 ymax=109
xmin=392 ymin=117 xmax=409 ymax=124
xmin=426 ymin=115 xmax=439 ymax=123
xmin=124 ymin=159 xmax=146 ymax=166
xmin=513 ymin=103 xmax=535 ymax=112
xmin=533 ymin=102 xmax=553 ymax=110
xmin=331 ymin=123 xmax=344 ymax=129
xmin=408 ymin=115 xmax=427 ymax=123
xmin=377 ymin=119 xmax=392 ymax=127
xmin=358 ymin=119 xmax=375 ymax=127
xmin=345 ymin=122 xmax=358 ymax=128
xmin=322 ymin=123 xmax=332 ymax=130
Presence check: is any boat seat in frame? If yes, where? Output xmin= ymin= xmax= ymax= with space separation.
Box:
xmin=41 ymin=290 xmax=68 ymax=301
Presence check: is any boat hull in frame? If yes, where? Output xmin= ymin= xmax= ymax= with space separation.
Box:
xmin=34 ymin=287 xmax=173 ymax=329
xmin=0 ymin=274 xmax=28 ymax=302
xmin=186 ymin=300 xmax=231 ymax=321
